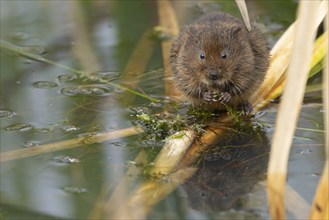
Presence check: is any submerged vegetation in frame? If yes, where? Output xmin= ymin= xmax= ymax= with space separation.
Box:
xmin=131 ymin=105 xmax=214 ymax=143
xmin=131 ymin=102 xmax=264 ymax=148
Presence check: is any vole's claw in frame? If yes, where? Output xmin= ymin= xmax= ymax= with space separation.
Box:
xmin=203 ymin=91 xmax=232 ymax=103
xmin=238 ymin=101 xmax=253 ymax=115
xmin=203 ymin=91 xmax=213 ymax=102
xmin=218 ymin=92 xmax=231 ymax=103
xmin=203 ymin=91 xmax=219 ymax=102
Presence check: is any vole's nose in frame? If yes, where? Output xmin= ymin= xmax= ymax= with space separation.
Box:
xmin=208 ymin=69 xmax=219 ymax=80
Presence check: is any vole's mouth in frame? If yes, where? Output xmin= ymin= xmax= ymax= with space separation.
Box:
xmin=202 ymin=78 xmax=226 ymax=89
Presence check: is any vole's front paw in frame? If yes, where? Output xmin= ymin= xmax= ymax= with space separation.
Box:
xmin=203 ymin=91 xmax=218 ymax=102
xmin=218 ymin=92 xmax=231 ymax=103
xmin=238 ymin=101 xmax=253 ymax=115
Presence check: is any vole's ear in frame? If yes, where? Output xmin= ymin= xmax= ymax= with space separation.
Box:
xmin=185 ymin=25 xmax=203 ymax=47
xmin=230 ymin=26 xmax=242 ymax=36
xmin=185 ymin=24 xmax=195 ymax=33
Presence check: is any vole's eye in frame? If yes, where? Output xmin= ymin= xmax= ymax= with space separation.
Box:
xmin=221 ymin=51 xmax=227 ymax=59
xmin=199 ymin=53 xmax=205 ymax=60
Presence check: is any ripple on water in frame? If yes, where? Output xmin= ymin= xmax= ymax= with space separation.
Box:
xmin=92 ymin=87 xmax=105 ymax=95
xmin=23 ymin=141 xmax=40 ymax=148
xmin=63 ymin=186 xmax=88 ymax=194
xmin=111 ymin=142 xmax=127 ymax=148
xmin=22 ymin=46 xmax=46 ymax=55
xmin=87 ymin=71 xmax=122 ymax=82
xmin=35 ymin=128 xmax=51 ymax=133
xmin=99 ymin=71 xmax=122 ymax=81
xmin=58 ymin=74 xmax=78 ymax=83
xmin=60 ymin=84 xmax=113 ymax=97
xmin=5 ymin=123 xmax=33 ymax=131
xmin=33 ymin=81 xmax=58 ymax=89
xmin=0 ymin=110 xmax=15 ymax=119
xmin=11 ymin=32 xmax=29 ymax=41
xmin=53 ymin=156 xmax=80 ymax=164
xmin=79 ymin=87 xmax=92 ymax=95
xmin=77 ymin=132 xmax=98 ymax=138
xmin=61 ymin=125 xmax=80 ymax=132
xmin=60 ymin=86 xmax=79 ymax=96
xmin=114 ymin=87 xmax=126 ymax=93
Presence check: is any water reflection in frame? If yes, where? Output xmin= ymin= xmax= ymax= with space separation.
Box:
xmin=183 ymin=124 xmax=269 ymax=212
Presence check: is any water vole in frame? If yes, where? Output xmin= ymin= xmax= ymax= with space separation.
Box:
xmin=170 ymin=12 xmax=269 ymax=113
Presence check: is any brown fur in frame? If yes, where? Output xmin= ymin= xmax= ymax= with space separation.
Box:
xmin=170 ymin=12 xmax=269 ymax=112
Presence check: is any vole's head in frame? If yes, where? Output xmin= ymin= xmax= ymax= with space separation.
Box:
xmin=180 ymin=23 xmax=255 ymax=91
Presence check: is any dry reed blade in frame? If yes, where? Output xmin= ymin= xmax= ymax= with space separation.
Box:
xmin=309 ymin=162 xmax=329 ymax=219
xmin=88 ymin=149 xmax=149 ymax=219
xmin=118 ymin=28 xmax=156 ymax=104
xmin=250 ymin=23 xmax=295 ymax=107
xmin=121 ymin=29 xmax=156 ymax=88
xmin=111 ymin=167 xmax=196 ymax=219
xmin=157 ymin=0 xmax=181 ymax=98
xmin=255 ymin=31 xmax=327 ymax=109
xmin=69 ymin=1 xmax=101 ymax=73
xmin=235 ymin=0 xmax=251 ymax=31
xmin=267 ymin=1 xmax=321 ymax=219
xmin=309 ymin=9 xmax=329 ymax=219
xmin=309 ymin=31 xmax=328 ymax=78
xmin=0 ymin=127 xmax=142 ymax=163
xmin=250 ymin=22 xmax=296 ymax=107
